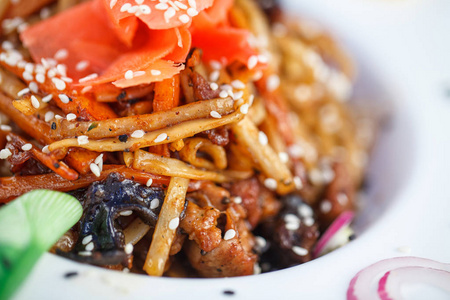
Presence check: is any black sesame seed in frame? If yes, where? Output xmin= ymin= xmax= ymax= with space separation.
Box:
xmin=200 ymin=250 xmax=207 ymax=256
xmin=348 ymin=233 xmax=357 ymax=241
xmin=116 ymin=91 xmax=126 ymax=101
xmin=51 ymin=122 xmax=56 ymax=130
xmin=54 ymin=163 xmax=60 ymax=169
xmin=118 ymin=134 xmax=128 ymax=142
xmin=64 ymin=271 xmax=78 ymax=279
xmin=223 ymin=290 xmax=235 ymax=296
xmin=221 ymin=197 xmax=230 ymax=204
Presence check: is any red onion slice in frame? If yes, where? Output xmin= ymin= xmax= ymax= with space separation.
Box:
xmin=347 ymin=257 xmax=450 ymax=300
xmin=313 ymin=211 xmax=354 ymax=258
xmin=378 ymin=266 xmax=450 ymax=300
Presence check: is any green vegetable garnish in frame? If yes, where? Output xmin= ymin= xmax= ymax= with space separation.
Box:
xmin=0 ymin=190 xmax=82 ymax=300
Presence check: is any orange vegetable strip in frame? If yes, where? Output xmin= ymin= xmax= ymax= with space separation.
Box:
xmin=8 ymin=133 xmax=79 ymax=180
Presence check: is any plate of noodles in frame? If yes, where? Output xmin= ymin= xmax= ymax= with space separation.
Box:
xmin=1 ymin=0 xmax=450 ymax=299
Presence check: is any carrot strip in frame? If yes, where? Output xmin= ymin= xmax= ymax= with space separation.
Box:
xmin=7 ymin=133 xmax=79 ymax=180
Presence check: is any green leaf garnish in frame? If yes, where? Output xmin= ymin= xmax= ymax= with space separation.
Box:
xmin=0 ymin=190 xmax=82 ymax=300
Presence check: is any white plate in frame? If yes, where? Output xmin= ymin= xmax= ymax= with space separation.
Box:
xmin=13 ymin=1 xmax=450 ymax=299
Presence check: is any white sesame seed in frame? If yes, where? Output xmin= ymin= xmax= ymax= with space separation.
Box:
xmin=233 ymin=196 xmax=242 ymax=204
xmin=337 ymin=193 xmax=348 ymax=206
xmin=95 ymin=154 xmax=103 ymax=165
xmin=52 ymin=77 xmax=66 ymax=90
xmin=44 ymin=111 xmax=54 ymax=122
xmin=266 ymin=74 xmax=280 ymax=92
xmin=285 ymin=221 xmax=300 ymax=231
xmin=54 ymin=49 xmax=68 ymax=61
xmin=179 ymin=14 xmax=190 ymax=24
xmin=293 ymin=176 xmax=303 ymax=190
xmin=0 ymin=125 xmax=11 ymax=131
xmin=47 ymin=69 xmax=56 ymax=78
xmin=188 ymin=0 xmax=197 ymax=9
xmin=131 ymin=130 xmax=145 ymax=138
xmin=284 ymin=214 xmax=300 ymax=224
xmin=2 ymin=41 xmax=13 ymax=50
xmin=24 ymin=63 xmax=34 ymax=73
xmin=247 ymin=55 xmax=258 ymax=70
xmin=54 ymin=115 xmax=63 ymax=120
xmin=76 ymin=60 xmax=89 ymax=71
xmin=248 ymin=94 xmax=255 ymax=106
xmin=150 ymin=69 xmax=161 ymax=76
xmin=210 ymin=111 xmax=222 ymax=119
xmin=58 ymin=94 xmax=70 ymax=104
xmin=146 ymin=178 xmax=153 ymax=187
xmin=35 ymin=73 xmax=45 ymax=83
xmin=278 ymin=152 xmax=289 ymax=163
xmin=264 ymin=178 xmax=277 ymax=191
xmin=219 ymin=91 xmax=228 ymax=98
xmin=120 ymin=3 xmax=132 ymax=12
xmin=125 ymin=243 xmax=134 ymax=255
xmin=42 ymin=94 xmax=53 ymax=103
xmin=22 ymin=71 xmax=33 ymax=81
xmin=82 ymin=235 xmax=92 ymax=245
xmin=150 ymin=198 xmax=159 ymax=209
xmin=78 ymin=135 xmax=89 ymax=145
xmin=30 ymin=95 xmax=40 ymax=109
xmin=154 ymin=133 xmax=168 ymax=143
xmin=78 ymin=251 xmax=92 ymax=256
xmin=292 ymin=246 xmax=308 ymax=256
xmin=396 ymin=246 xmax=412 ymax=254
xmin=168 ymin=217 xmax=179 ymax=230
xmin=90 ymin=163 xmax=100 ymax=177
xmin=309 ymin=168 xmax=323 ymax=186
xmin=224 ymin=229 xmax=236 ymax=241
xmin=85 ymin=242 xmax=94 ymax=251
xmin=227 ymin=89 xmax=234 ymax=98
xmin=0 ymin=148 xmax=12 ymax=159
xmin=138 ymin=4 xmax=151 ymax=14
xmin=164 ymin=7 xmax=176 ymax=23
xmin=81 ymin=86 xmax=92 ymax=94
xmin=210 ymin=82 xmax=218 ymax=90
xmin=127 ymin=5 xmax=139 ymax=14
xmin=303 ymin=217 xmax=315 ymax=227
xmin=174 ymin=1 xmax=187 ymax=9
xmin=240 ymin=104 xmax=249 ymax=114
xmin=21 ymin=143 xmax=32 ymax=151
xmin=258 ymin=131 xmax=268 ymax=145
xmin=187 ymin=7 xmax=198 ymax=16
xmin=40 ymin=7 xmax=51 ymax=19
xmin=110 ymin=0 xmax=117 ymax=9
xmin=209 ymin=70 xmax=220 ymax=82
xmin=120 ymin=210 xmax=133 ymax=216
xmin=124 ymin=70 xmax=134 ymax=80
xmin=209 ymin=60 xmax=221 ymax=70
xmin=232 ymin=91 xmax=244 ymax=100
xmin=320 ymin=200 xmax=332 ymax=214
xmin=17 ymin=87 xmax=30 ymax=97
xmin=253 ymin=70 xmax=263 ymax=81
xmin=29 ymin=81 xmax=38 ymax=93
xmin=35 ymin=64 xmax=45 ymax=74
xmin=66 ymin=113 xmax=77 ymax=121
xmin=155 ymin=3 xmax=169 ymax=10
xmin=258 ymin=54 xmax=269 ymax=64
xmin=42 ymin=145 xmax=50 ymax=154
xmin=168 ymin=0 xmax=180 ymax=11
xmin=78 ymin=73 xmax=98 ymax=83
xmin=231 ymin=79 xmax=246 ymax=90
xmin=288 ymin=144 xmax=304 ymax=159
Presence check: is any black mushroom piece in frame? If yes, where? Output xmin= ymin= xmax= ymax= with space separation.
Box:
xmin=58 ymin=173 xmax=165 ymax=266
xmin=256 ymin=194 xmax=319 ymax=271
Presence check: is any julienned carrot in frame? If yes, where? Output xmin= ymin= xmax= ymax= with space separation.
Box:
xmin=0 ymin=165 xmax=203 ymax=203
xmin=148 ymin=75 xmax=181 ymax=157
xmin=7 ymin=133 xmax=79 ymax=181
xmin=0 ymin=62 xmax=117 ymax=121
xmin=64 ymin=148 xmax=100 ymax=175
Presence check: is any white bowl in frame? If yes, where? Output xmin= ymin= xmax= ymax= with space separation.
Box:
xmin=13 ymin=1 xmax=450 ymax=299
